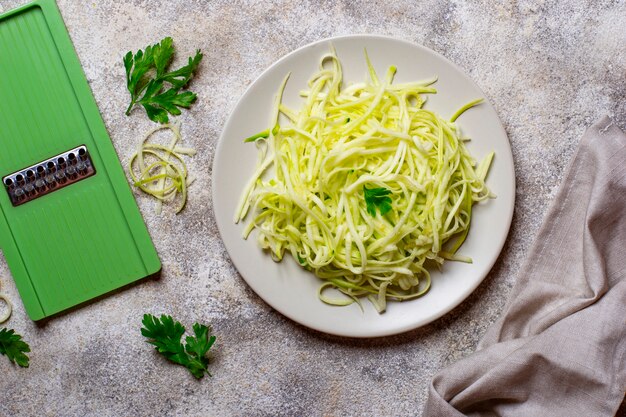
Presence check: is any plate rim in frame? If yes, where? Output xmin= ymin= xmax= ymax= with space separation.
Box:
xmin=212 ymin=34 xmax=516 ymax=338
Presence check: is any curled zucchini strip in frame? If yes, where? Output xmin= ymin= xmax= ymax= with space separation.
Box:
xmin=0 ymin=291 xmax=12 ymax=324
xmin=129 ymin=122 xmax=195 ymax=214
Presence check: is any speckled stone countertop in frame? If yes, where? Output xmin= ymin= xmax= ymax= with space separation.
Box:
xmin=0 ymin=1 xmax=624 ymax=416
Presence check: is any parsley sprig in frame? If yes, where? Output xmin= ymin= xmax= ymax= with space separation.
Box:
xmin=124 ymin=37 xmax=203 ymax=123
xmin=0 ymin=328 xmax=30 ymax=368
xmin=364 ymin=186 xmax=393 ymax=217
xmin=141 ymin=314 xmax=216 ymax=379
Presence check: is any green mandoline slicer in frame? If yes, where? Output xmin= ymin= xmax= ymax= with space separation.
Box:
xmin=0 ymin=0 xmax=161 ymax=320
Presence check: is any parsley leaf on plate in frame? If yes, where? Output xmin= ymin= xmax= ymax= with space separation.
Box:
xmin=141 ymin=314 xmax=216 ymax=379
xmin=124 ymin=37 xmax=203 ymax=123
xmin=0 ymin=328 xmax=30 ymax=368
xmin=364 ymin=186 xmax=393 ymax=217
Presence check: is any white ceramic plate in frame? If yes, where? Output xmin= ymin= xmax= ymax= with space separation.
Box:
xmin=212 ymin=35 xmax=515 ymax=338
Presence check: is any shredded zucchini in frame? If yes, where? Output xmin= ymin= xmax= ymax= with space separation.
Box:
xmin=129 ymin=122 xmax=196 ymax=214
xmin=235 ymin=49 xmax=494 ymax=313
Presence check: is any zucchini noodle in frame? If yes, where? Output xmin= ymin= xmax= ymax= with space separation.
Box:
xmin=129 ymin=122 xmax=196 ymax=214
xmin=235 ymin=49 xmax=494 ymax=313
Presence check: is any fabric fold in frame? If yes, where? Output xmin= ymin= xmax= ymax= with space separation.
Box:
xmin=423 ymin=117 xmax=626 ymax=417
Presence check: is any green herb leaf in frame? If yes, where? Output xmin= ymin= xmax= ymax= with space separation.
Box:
xmin=124 ymin=37 xmax=203 ymax=123
xmin=184 ymin=323 xmax=217 ymax=378
xmin=364 ymin=186 xmax=392 ymax=217
xmin=159 ymin=52 xmax=203 ymax=89
xmin=152 ymin=37 xmax=174 ymax=77
xmin=0 ymin=328 xmax=31 ymax=368
xmin=141 ymin=314 xmax=216 ymax=379
xmin=140 ymin=88 xmax=197 ymax=116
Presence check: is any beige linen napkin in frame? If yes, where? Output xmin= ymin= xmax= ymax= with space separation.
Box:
xmin=423 ymin=116 xmax=626 ymax=417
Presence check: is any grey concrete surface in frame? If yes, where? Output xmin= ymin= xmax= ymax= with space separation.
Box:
xmin=0 ymin=0 xmax=624 ymax=416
